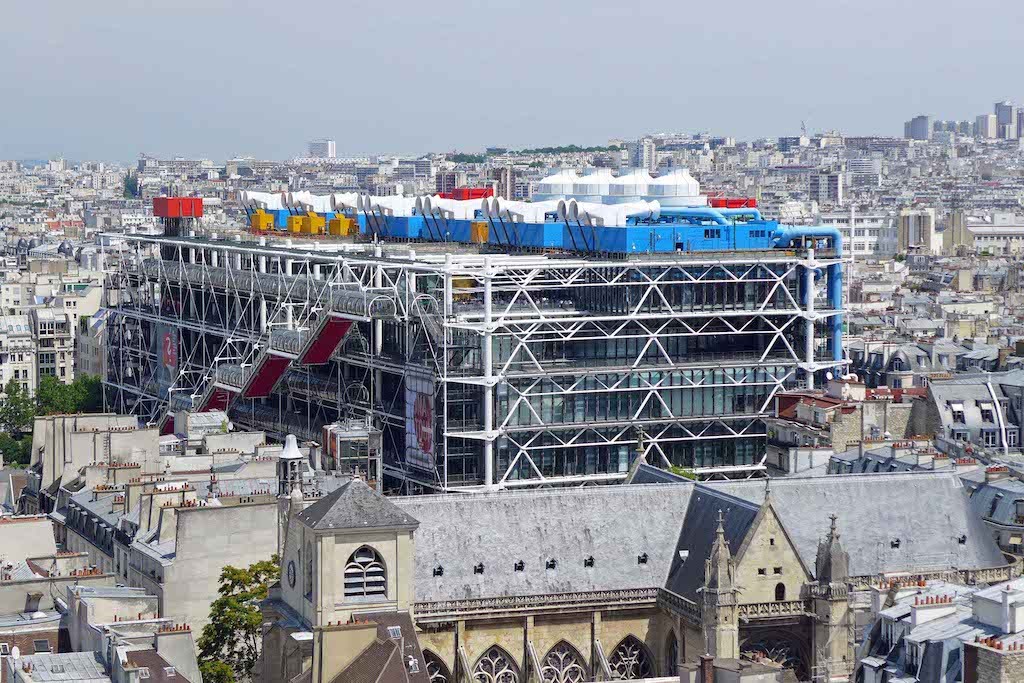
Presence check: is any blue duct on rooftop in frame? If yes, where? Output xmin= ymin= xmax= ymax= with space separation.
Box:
xmin=717 ymin=207 xmax=763 ymax=221
xmin=657 ymin=207 xmax=731 ymax=226
xmin=772 ymin=224 xmax=845 ymax=364
xmin=771 ymin=225 xmax=843 ymax=257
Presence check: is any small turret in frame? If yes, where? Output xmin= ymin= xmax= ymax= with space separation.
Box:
xmin=816 ymin=514 xmax=850 ymax=586
xmin=277 ymin=434 xmax=305 ymax=496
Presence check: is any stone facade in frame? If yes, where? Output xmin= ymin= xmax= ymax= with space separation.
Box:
xmin=965 ymin=641 xmax=1024 ymax=682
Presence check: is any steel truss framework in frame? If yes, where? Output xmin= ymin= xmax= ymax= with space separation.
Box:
xmin=104 ymin=232 xmax=843 ymax=492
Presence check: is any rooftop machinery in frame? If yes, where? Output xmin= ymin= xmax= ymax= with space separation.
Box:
xmin=103 ymin=194 xmax=844 ymax=493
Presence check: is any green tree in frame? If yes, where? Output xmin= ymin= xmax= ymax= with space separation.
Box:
xmin=0 ymin=379 xmax=35 ymax=437
xmin=36 ymin=374 xmax=104 ymax=416
xmin=123 ymin=172 xmax=139 ymax=199
xmin=0 ymin=433 xmax=31 ymax=466
xmin=448 ymin=153 xmax=485 ymax=164
xmin=198 ymin=556 xmax=280 ymax=683
xmin=199 ymin=660 xmax=236 ymax=683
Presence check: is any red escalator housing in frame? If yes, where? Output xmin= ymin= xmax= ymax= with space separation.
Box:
xmin=243 ymin=355 xmax=291 ymax=399
xmin=298 ymin=318 xmax=353 ymax=365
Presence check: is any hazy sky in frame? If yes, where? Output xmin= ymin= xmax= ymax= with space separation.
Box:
xmin=3 ymin=0 xmax=1023 ymax=162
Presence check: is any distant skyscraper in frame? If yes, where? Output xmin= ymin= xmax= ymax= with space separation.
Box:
xmin=809 ymin=170 xmax=843 ymax=205
xmin=627 ymin=137 xmax=657 ymax=172
xmin=975 ymin=114 xmax=998 ymax=139
xmin=307 ymin=138 xmax=336 ymax=159
xmin=995 ymin=101 xmax=1018 ymax=139
xmin=898 ymin=208 xmax=938 ymax=255
xmin=777 ymin=136 xmax=810 ymax=153
xmin=903 ymin=115 xmax=931 ymax=141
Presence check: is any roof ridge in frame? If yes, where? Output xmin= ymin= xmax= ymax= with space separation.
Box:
xmin=691 ymin=485 xmax=762 ymax=512
xmin=394 ymin=480 xmax=695 ymax=505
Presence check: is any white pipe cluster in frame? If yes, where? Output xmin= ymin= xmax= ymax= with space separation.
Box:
xmin=483 ymin=197 xmax=563 ymax=224
xmin=358 ymin=194 xmax=417 ymax=217
xmin=238 ymin=190 xmax=660 ymax=228
xmin=238 ymin=190 xmax=286 ymax=211
xmin=557 ymin=199 xmax=661 ymax=227
xmin=416 ymin=196 xmax=481 ymax=220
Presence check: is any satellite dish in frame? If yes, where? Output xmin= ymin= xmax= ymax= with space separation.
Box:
xmin=826 ymin=371 xmax=834 ymax=381
xmin=11 ymin=645 xmax=19 ymax=660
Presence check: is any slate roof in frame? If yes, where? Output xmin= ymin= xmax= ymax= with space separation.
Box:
xmin=332 ymin=637 xmax=403 ymax=683
xmin=959 ymin=471 xmax=1024 ymax=529
xmin=125 ymin=650 xmax=192 ymax=683
xmin=628 ymin=462 xmax=691 ymax=485
xmin=329 ymin=611 xmax=429 ymax=683
xmin=296 ymin=478 xmax=419 ymax=532
xmin=395 ymin=482 xmax=694 ymax=603
xmin=13 ymin=652 xmax=109 ymax=682
xmin=664 ymin=488 xmax=759 ymax=600
xmin=704 ymin=472 xmax=1005 ymax=578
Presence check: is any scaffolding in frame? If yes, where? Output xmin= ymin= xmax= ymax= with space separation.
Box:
xmin=104 ymin=230 xmax=844 ymax=493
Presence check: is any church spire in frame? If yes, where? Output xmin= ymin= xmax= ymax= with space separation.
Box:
xmin=702 ymin=508 xmax=740 ymax=660
xmin=815 ymin=513 xmax=850 ymax=585
xmin=705 ymin=509 xmax=735 ymax=591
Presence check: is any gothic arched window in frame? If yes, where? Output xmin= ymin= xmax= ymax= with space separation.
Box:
xmin=540 ymin=641 xmax=587 ymax=683
xmin=473 ymin=645 xmax=520 ymax=683
xmin=609 ymin=636 xmax=652 ymax=680
xmin=343 ymin=545 xmax=387 ymax=598
xmin=775 ymin=582 xmax=786 ymax=601
xmin=664 ymin=630 xmax=679 ymax=677
xmin=423 ymin=650 xmax=451 ymax=683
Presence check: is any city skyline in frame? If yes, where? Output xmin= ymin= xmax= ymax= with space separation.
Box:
xmin=4 ymin=0 xmax=1024 ymax=161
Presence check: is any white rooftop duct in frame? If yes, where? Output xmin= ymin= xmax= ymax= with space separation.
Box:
xmin=330 ymin=192 xmax=361 ymax=211
xmin=568 ymin=199 xmax=660 ymax=227
xmin=361 ymin=194 xmax=416 ymax=217
xmin=423 ymin=196 xmax=480 ymax=220
xmin=239 ymin=191 xmax=285 ymax=211
xmin=287 ymin=191 xmax=333 ymax=214
xmin=490 ymin=198 xmax=562 ymax=224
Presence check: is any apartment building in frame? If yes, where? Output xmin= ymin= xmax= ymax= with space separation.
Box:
xmin=0 ymin=316 xmax=36 ymax=394
xmin=818 ymin=208 xmax=897 ymax=257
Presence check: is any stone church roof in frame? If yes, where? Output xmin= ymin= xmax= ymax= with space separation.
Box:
xmin=395 ymin=482 xmax=696 ymax=603
xmin=296 ymin=478 xmax=419 ymax=532
xmin=707 ymin=472 xmax=1004 ymax=579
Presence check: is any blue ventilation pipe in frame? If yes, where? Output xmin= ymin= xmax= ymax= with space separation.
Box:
xmin=772 ymin=225 xmax=844 ymax=365
xmin=717 ymin=207 xmax=763 ymax=221
xmin=658 ymin=207 xmax=731 ymax=226
xmin=771 ymin=225 xmax=843 ymax=256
